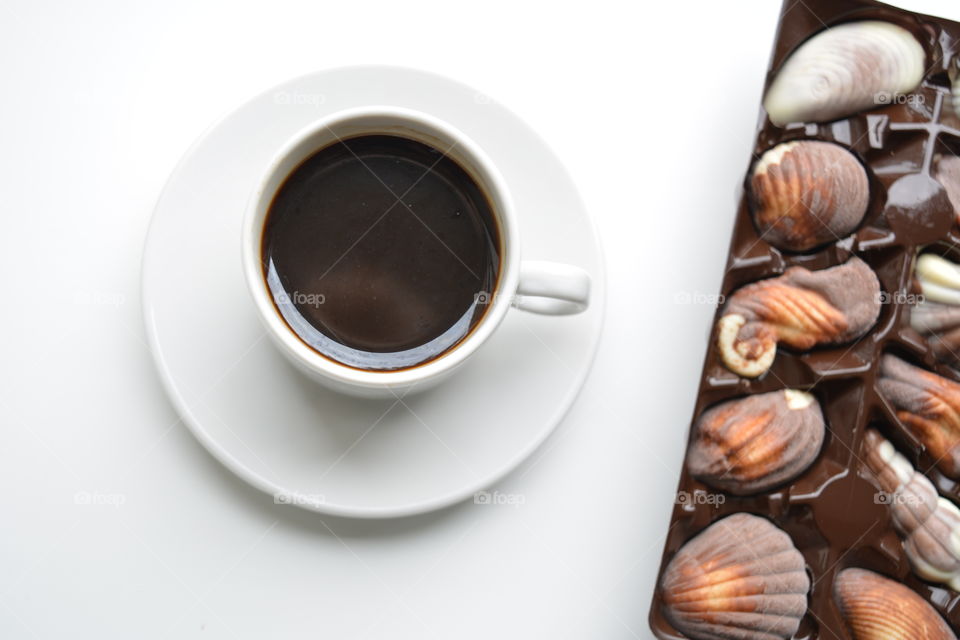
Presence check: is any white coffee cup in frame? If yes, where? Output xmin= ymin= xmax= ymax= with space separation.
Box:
xmin=241 ymin=106 xmax=590 ymax=398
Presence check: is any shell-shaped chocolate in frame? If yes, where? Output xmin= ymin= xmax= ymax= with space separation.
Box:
xmin=688 ymin=390 xmax=825 ymax=495
xmin=934 ymin=154 xmax=960 ymax=227
xmin=911 ymin=253 xmax=960 ymax=366
xmin=878 ymin=354 xmax=960 ymax=477
xmin=914 ymin=253 xmax=960 ymax=306
xmin=864 ymin=429 xmax=960 ymax=590
xmin=661 ymin=513 xmax=809 ymax=640
xmin=834 ymin=568 xmax=956 ymax=640
xmin=764 ymin=20 xmax=925 ymax=126
xmin=951 ymin=59 xmax=960 ymax=123
xmin=718 ymin=258 xmax=881 ymax=378
xmin=750 ymin=141 xmax=869 ymax=252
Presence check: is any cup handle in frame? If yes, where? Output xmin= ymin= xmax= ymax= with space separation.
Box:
xmin=513 ymin=260 xmax=591 ymax=315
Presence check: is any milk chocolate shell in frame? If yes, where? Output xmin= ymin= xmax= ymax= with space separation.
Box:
xmin=934 ymin=155 xmax=960 ymax=227
xmin=750 ymin=141 xmax=869 ymax=252
xmin=717 ymin=258 xmax=881 ymax=378
xmin=878 ymin=355 xmax=960 ymax=478
xmin=688 ymin=390 xmax=825 ymax=495
xmin=660 ymin=513 xmax=809 ymax=640
xmin=651 ymin=1 xmax=960 ymax=637
xmin=834 ymin=568 xmax=956 ymax=640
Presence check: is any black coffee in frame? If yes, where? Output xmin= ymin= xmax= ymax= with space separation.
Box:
xmin=261 ymin=135 xmax=500 ymax=371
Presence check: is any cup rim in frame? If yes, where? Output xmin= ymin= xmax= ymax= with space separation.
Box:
xmin=241 ymin=105 xmax=520 ymax=390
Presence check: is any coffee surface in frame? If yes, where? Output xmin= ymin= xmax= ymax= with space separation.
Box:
xmin=262 ymin=134 xmax=499 ymax=370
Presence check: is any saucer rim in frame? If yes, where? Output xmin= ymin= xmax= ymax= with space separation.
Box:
xmin=140 ymin=64 xmax=607 ymax=518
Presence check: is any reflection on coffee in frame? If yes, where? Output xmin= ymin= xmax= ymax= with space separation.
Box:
xmin=261 ymin=135 xmax=500 ymax=371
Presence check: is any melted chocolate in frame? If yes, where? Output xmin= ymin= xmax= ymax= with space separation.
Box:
xmin=649 ymin=0 xmax=960 ymax=637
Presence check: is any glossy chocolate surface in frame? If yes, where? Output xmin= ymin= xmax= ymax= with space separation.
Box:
xmin=649 ymin=0 xmax=960 ymax=637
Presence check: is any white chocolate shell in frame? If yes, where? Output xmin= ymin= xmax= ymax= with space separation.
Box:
xmin=916 ymin=253 xmax=960 ymax=305
xmin=864 ymin=429 xmax=960 ymax=590
xmin=911 ymin=254 xmax=960 ymax=366
xmin=764 ymin=21 xmax=925 ymax=126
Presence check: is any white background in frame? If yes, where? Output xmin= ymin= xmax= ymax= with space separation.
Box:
xmin=2 ymin=0 xmax=957 ymax=638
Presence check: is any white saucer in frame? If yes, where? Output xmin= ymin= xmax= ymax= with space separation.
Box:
xmin=141 ymin=66 xmax=605 ymax=518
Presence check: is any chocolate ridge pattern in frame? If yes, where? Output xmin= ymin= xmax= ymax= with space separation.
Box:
xmin=650 ymin=0 xmax=960 ymax=638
